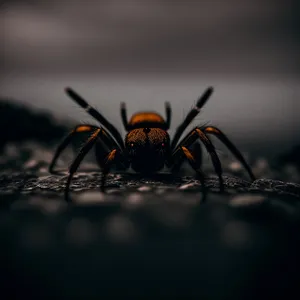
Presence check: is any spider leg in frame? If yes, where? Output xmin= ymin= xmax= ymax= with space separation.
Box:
xmin=203 ymin=126 xmax=255 ymax=181
xmin=120 ymin=102 xmax=129 ymax=131
xmin=100 ymin=149 xmax=119 ymax=192
xmin=65 ymin=87 xmax=124 ymax=149
xmin=190 ymin=142 xmax=202 ymax=168
xmin=49 ymin=124 xmax=119 ymax=173
xmin=180 ymin=146 xmax=207 ymax=202
xmin=64 ymin=128 xmax=103 ymax=202
xmin=165 ymin=102 xmax=171 ymax=130
xmin=171 ymin=87 xmax=213 ymax=150
xmin=168 ymin=142 xmax=202 ymax=173
xmin=173 ymin=127 xmax=224 ymax=192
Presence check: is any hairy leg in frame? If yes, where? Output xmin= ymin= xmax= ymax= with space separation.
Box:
xmin=172 ymin=127 xmax=224 ymax=192
xmin=203 ymin=126 xmax=255 ymax=181
xmin=64 ymin=128 xmax=107 ymax=201
xmin=180 ymin=146 xmax=207 ymax=202
xmin=171 ymin=87 xmax=213 ymax=150
xmin=120 ymin=102 xmax=129 ymax=131
xmin=165 ymin=102 xmax=171 ymax=130
xmin=168 ymin=144 xmax=207 ymax=202
xmin=65 ymin=87 xmax=124 ymax=149
xmin=49 ymin=124 xmax=119 ymax=173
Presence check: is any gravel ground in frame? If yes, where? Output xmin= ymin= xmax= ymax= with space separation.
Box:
xmin=1 ymin=141 xmax=300 ymax=299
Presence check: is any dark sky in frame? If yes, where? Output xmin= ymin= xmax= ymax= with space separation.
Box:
xmin=1 ymin=0 xmax=300 ymax=158
xmin=1 ymin=0 xmax=299 ymax=76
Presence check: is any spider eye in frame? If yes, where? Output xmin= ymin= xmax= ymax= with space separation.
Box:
xmin=130 ymin=143 xmax=134 ymax=147
xmin=161 ymin=143 xmax=165 ymax=147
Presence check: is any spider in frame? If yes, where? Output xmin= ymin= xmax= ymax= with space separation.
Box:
xmin=49 ymin=86 xmax=255 ymax=202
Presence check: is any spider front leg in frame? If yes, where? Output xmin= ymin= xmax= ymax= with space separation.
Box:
xmin=172 ymin=127 xmax=224 ymax=192
xmin=169 ymin=145 xmax=207 ymax=202
xmin=203 ymin=126 xmax=255 ymax=181
xmin=49 ymin=124 xmax=119 ymax=173
xmin=99 ymin=148 xmax=124 ymax=192
xmin=64 ymin=128 xmax=122 ymax=202
xmin=49 ymin=125 xmax=97 ymax=173
xmin=170 ymin=142 xmax=202 ymax=173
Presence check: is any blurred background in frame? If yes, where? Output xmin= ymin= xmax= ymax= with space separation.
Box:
xmin=1 ymin=0 xmax=300 ymax=158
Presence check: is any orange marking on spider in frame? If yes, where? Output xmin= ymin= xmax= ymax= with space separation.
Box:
xmin=74 ymin=125 xmax=93 ymax=133
xmin=195 ymin=128 xmax=210 ymax=142
xmin=87 ymin=128 xmax=101 ymax=142
xmin=181 ymin=146 xmax=195 ymax=162
xmin=129 ymin=112 xmax=165 ymax=126
xmin=106 ymin=149 xmax=117 ymax=163
xmin=204 ymin=126 xmax=220 ymax=134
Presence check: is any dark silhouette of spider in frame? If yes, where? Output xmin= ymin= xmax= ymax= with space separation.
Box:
xmin=49 ymin=87 xmax=255 ymax=202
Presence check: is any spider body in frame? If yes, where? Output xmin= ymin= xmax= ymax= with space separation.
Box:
xmin=49 ymin=87 xmax=255 ymax=202
xmin=125 ymin=126 xmax=170 ymax=173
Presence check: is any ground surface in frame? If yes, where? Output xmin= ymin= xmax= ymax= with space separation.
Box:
xmin=1 ymin=142 xmax=300 ymax=299
xmin=1 ymin=104 xmax=300 ymax=299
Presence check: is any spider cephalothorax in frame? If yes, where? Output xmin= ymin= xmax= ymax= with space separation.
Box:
xmin=49 ymin=86 xmax=255 ymax=202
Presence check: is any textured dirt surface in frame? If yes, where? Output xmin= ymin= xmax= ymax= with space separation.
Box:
xmin=1 ymin=172 xmax=300 ymax=198
xmin=1 ymin=141 xmax=300 ymax=299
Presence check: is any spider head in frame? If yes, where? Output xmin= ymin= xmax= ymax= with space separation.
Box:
xmin=125 ymin=127 xmax=170 ymax=173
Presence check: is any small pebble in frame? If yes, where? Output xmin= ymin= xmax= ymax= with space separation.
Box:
xmin=75 ymin=191 xmax=105 ymax=204
xmin=28 ymin=197 xmax=66 ymax=214
xmin=124 ymin=193 xmax=143 ymax=208
xmin=229 ymin=194 xmax=265 ymax=207
xmin=24 ymin=159 xmax=38 ymax=169
xmin=178 ymin=182 xmax=198 ymax=190
xmin=137 ymin=186 xmax=152 ymax=192
xmin=229 ymin=161 xmax=242 ymax=172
